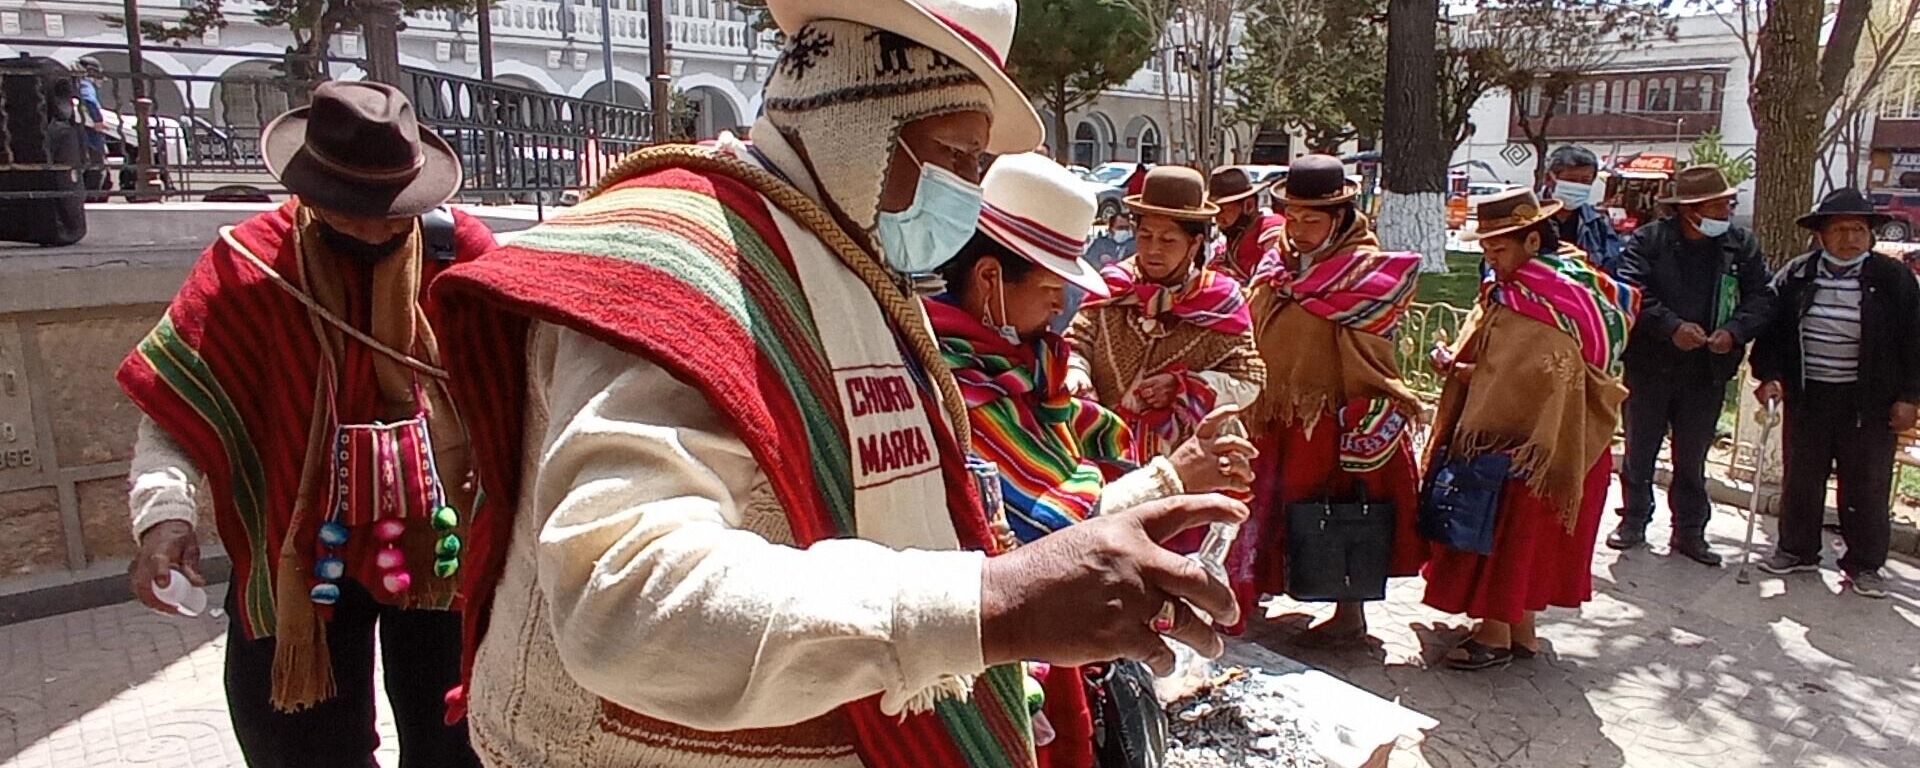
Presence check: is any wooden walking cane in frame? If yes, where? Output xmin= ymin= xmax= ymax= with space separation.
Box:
xmin=1736 ymin=399 xmax=1782 ymax=585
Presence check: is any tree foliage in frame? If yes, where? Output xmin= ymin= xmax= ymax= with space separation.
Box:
xmin=1688 ymin=129 xmax=1754 ymax=188
xmin=1228 ymin=0 xmax=1386 ymax=153
xmin=1007 ymin=0 xmax=1161 ymax=161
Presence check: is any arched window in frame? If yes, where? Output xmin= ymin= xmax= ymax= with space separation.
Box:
xmin=1678 ymin=76 xmax=1698 ymax=111
xmin=1611 ymin=79 xmax=1627 ymax=113
xmin=1577 ymin=83 xmax=1592 ymax=114
xmin=1664 ymin=77 xmax=1679 ymax=110
xmin=1626 ymin=79 xmax=1641 ymax=111
xmin=1699 ymin=76 xmax=1715 ymax=111
xmin=1593 ymin=81 xmax=1608 ymax=115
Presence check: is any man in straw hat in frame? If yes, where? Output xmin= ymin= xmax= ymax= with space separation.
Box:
xmin=1208 ymin=165 xmax=1285 ymax=283
xmin=117 ymin=80 xmax=494 ymax=766
xmin=1068 ymin=165 xmax=1266 ymax=465
xmin=429 ymin=1 xmax=1245 ymax=765
xmin=928 ymin=152 xmax=1257 ymax=765
xmin=1612 ymin=164 xmax=1773 ymax=564
xmin=1424 ymin=188 xmax=1638 ymax=670
xmin=1751 ymin=187 xmax=1920 ymax=599
xmin=1232 ymin=154 xmax=1427 ymax=642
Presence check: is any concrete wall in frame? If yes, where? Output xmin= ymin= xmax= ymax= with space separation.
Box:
xmin=0 ymin=204 xmax=534 ymax=622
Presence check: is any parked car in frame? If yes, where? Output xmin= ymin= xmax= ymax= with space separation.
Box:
xmin=1871 ymin=190 xmax=1920 ymax=242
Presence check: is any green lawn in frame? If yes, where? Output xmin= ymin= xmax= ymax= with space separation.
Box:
xmin=1413 ymin=251 xmax=1485 ymax=309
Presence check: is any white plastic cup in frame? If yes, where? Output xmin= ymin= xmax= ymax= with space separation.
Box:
xmin=153 ymin=569 xmax=209 ymax=617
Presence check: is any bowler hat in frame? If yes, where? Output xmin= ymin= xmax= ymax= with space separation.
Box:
xmin=1276 ymin=154 xmax=1358 ymax=207
xmin=1796 ymin=187 xmax=1891 ymax=230
xmin=1208 ymin=166 xmax=1269 ymax=205
xmin=1124 ymin=166 xmax=1219 ymax=221
xmin=261 ymin=81 xmax=463 ymax=218
xmin=1658 ymin=164 xmax=1738 ymax=206
xmin=1458 ymin=187 xmax=1562 ymax=242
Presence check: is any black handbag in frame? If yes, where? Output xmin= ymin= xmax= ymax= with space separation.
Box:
xmin=1417 ymin=451 xmax=1511 ymax=555
xmin=1284 ymin=482 xmax=1395 ymax=602
xmin=1084 ymin=660 xmax=1168 ymax=768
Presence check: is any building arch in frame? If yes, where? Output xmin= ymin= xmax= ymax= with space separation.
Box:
xmin=1072 ymin=111 xmax=1117 ymax=166
xmin=1124 ymin=115 xmax=1162 ymax=164
xmin=73 ymin=51 xmax=189 ymax=118
xmin=488 ymin=61 xmax=567 ymax=95
xmin=582 ymin=79 xmax=649 ymax=107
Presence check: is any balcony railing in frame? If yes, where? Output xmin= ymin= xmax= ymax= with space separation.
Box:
xmin=409 ymin=1 xmax=780 ymax=56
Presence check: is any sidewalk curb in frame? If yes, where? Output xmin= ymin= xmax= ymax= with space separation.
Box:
xmin=1614 ymin=447 xmax=1920 ymax=558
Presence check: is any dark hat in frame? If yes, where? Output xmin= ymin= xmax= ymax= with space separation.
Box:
xmin=1124 ymin=165 xmax=1220 ymax=221
xmin=1277 ymin=154 xmax=1357 ymax=207
xmin=1208 ymin=165 xmax=1269 ymax=205
xmin=261 ymin=81 xmax=462 ymax=218
xmin=1797 ymin=187 xmax=1890 ymax=230
xmin=1458 ymin=187 xmax=1562 ymax=242
xmin=1658 ymin=164 xmax=1738 ymax=206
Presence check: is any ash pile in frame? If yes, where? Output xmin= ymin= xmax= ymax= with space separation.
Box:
xmin=1164 ymin=666 xmax=1327 ymax=768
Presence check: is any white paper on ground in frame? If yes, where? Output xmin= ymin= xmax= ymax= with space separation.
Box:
xmin=1218 ymin=642 xmax=1438 ymax=768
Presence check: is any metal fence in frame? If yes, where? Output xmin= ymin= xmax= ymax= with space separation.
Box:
xmin=1395 ymin=301 xmax=1473 ymax=398
xmin=0 ymin=40 xmax=656 ymax=209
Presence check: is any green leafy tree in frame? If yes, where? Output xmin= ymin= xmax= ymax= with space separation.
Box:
xmin=1006 ymin=0 xmax=1161 ymax=162
xmin=1688 ymin=129 xmax=1754 ymax=188
xmin=1228 ymin=0 xmax=1386 ymax=153
xmin=111 ymin=0 xmax=480 ymax=81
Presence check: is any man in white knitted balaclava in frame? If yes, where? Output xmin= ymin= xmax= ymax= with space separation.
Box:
xmin=761 ymin=20 xmax=992 ymax=234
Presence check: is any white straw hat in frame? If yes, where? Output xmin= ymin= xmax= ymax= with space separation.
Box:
xmin=977 ymin=153 xmax=1106 ymax=296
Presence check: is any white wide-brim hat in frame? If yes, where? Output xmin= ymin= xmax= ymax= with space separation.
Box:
xmin=977 ymin=152 xmax=1107 ymax=296
xmin=769 ymin=0 xmax=1044 ymax=154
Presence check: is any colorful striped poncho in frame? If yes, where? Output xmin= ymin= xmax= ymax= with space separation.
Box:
xmin=1483 ymin=243 xmax=1642 ymax=376
xmin=432 ymin=145 xmax=1035 ymax=768
xmin=927 ymin=298 xmax=1130 ymax=542
xmin=1251 ymin=242 xmax=1422 ymax=337
xmin=1087 ymin=260 xmax=1253 ymax=335
xmin=114 ymin=202 xmax=493 ymax=641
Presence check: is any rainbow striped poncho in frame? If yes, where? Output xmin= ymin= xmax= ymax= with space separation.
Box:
xmin=927 ymin=298 xmax=1131 ymax=542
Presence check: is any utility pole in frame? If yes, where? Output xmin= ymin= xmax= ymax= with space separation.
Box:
xmin=119 ymin=0 xmax=156 ymax=199
xmin=599 ymin=0 xmax=617 ymax=104
xmin=648 ymin=0 xmax=671 ymax=141
xmin=363 ymin=0 xmax=405 ymax=86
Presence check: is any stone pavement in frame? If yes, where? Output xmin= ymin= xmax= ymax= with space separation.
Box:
xmin=1 ymin=481 xmax=1916 ymax=768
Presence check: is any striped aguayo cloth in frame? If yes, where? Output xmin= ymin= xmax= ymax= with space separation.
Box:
xmin=1483 ymin=244 xmax=1641 ymax=376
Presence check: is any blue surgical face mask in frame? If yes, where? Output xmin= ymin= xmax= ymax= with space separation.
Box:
xmin=874 ymin=142 xmax=983 ymax=275
xmin=1695 ymin=216 xmax=1731 ymax=238
xmin=1111 ymin=229 xmax=1134 ymax=244
xmin=1550 ymin=179 xmax=1594 ymax=209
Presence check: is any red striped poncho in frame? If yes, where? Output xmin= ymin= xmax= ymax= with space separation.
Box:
xmin=114 ymin=201 xmax=495 ymax=639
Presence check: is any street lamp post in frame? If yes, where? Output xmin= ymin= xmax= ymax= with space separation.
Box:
xmin=600 ymin=0 xmax=617 ymax=104
xmin=648 ymin=0 xmax=671 ymax=142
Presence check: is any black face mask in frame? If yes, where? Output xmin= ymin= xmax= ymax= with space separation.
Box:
xmin=315 ymin=220 xmax=410 ymax=265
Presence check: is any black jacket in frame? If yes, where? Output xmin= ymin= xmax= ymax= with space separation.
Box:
xmin=1618 ymin=218 xmax=1775 ymax=382
xmin=1751 ymin=250 xmax=1920 ymax=411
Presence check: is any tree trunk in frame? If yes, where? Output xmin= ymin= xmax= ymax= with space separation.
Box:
xmin=1382 ymin=0 xmax=1447 ymax=272
xmin=1751 ymin=0 xmax=1824 ymax=268
xmin=1052 ymin=83 xmax=1071 ymax=164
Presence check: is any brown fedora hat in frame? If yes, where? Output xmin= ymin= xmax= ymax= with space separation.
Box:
xmin=1124 ymin=165 xmax=1220 ymax=221
xmin=261 ymin=80 xmax=462 ymax=218
xmin=1458 ymin=187 xmax=1562 ymax=242
xmin=1208 ymin=165 xmax=1269 ymax=205
xmin=1657 ymin=164 xmax=1738 ymax=206
xmin=1277 ymin=154 xmax=1358 ymax=207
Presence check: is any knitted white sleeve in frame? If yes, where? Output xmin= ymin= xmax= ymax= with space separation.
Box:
xmin=532 ymin=326 xmax=988 ymax=730
xmin=1095 ymin=456 xmax=1185 ymax=517
xmin=129 ymin=416 xmax=202 ymax=540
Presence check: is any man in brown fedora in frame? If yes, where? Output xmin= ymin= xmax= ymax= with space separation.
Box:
xmin=1612 ymin=164 xmax=1773 ymax=564
xmin=117 ymin=80 xmax=493 ymax=767
xmin=1209 ymin=165 xmax=1285 ymax=283
xmin=1751 ymin=187 xmax=1920 ymax=598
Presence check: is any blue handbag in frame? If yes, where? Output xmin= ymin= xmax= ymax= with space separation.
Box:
xmin=1418 ymin=451 xmax=1510 ymax=555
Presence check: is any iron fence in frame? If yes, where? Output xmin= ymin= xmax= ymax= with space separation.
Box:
xmin=0 ymin=40 xmax=658 ymax=209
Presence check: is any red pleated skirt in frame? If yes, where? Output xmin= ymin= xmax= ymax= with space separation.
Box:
xmin=1221 ymin=420 xmax=1427 ymax=631
xmin=1421 ymin=453 xmax=1612 ymax=625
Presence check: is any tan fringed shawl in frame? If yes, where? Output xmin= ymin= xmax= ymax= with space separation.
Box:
xmin=1246 ymin=222 xmax=1421 ymax=437
xmin=1426 ymin=305 xmax=1627 ymax=529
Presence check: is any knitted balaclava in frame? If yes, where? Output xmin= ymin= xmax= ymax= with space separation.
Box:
xmin=763 ymin=19 xmax=992 ymax=231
